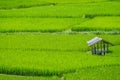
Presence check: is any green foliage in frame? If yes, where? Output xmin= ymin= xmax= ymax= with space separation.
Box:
xmin=0 ymin=2 xmax=120 ymax=18
xmin=0 ymin=74 xmax=58 ymax=80
xmin=0 ymin=34 xmax=120 ymax=52
xmin=65 ymin=65 xmax=120 ymax=80
xmin=72 ymin=17 xmax=120 ymax=31
xmin=0 ymin=17 xmax=120 ymax=32
xmin=0 ymin=0 xmax=115 ymax=10
xmin=0 ymin=18 xmax=87 ymax=32
xmin=0 ymin=0 xmax=120 ymax=79
xmin=0 ymin=47 xmax=120 ymax=76
xmin=0 ymin=65 xmax=120 ymax=80
xmin=0 ymin=0 xmax=50 ymax=9
xmin=0 ymin=34 xmax=120 ymax=76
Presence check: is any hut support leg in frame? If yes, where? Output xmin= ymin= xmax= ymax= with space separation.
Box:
xmin=91 ymin=45 xmax=96 ymax=55
xmin=103 ymin=43 xmax=105 ymax=55
xmin=92 ymin=46 xmax=94 ymax=55
xmin=101 ymin=41 xmax=102 ymax=55
xmin=97 ymin=43 xmax=99 ymax=54
xmin=94 ymin=45 xmax=96 ymax=54
xmin=106 ymin=44 xmax=109 ymax=53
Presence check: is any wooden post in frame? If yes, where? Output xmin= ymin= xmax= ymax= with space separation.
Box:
xmin=92 ymin=45 xmax=96 ymax=54
xmin=97 ymin=42 xmax=99 ymax=54
xmin=103 ymin=43 xmax=105 ymax=55
xmin=100 ymin=41 xmax=103 ymax=55
xmin=94 ymin=44 xmax=96 ymax=54
xmin=106 ymin=43 xmax=109 ymax=53
xmin=92 ymin=46 xmax=95 ymax=55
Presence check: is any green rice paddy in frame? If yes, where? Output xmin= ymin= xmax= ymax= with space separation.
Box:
xmin=72 ymin=17 xmax=120 ymax=31
xmin=0 ymin=18 xmax=87 ymax=32
xmin=0 ymin=0 xmax=120 ymax=80
xmin=0 ymin=2 xmax=120 ymax=18
xmin=0 ymin=34 xmax=120 ymax=76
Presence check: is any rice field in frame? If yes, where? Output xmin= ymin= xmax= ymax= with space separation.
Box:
xmin=0 ymin=0 xmax=120 ymax=80
xmin=65 ymin=64 xmax=120 ymax=80
xmin=72 ymin=17 xmax=120 ymax=31
xmin=0 ymin=18 xmax=88 ymax=32
xmin=0 ymin=34 xmax=120 ymax=51
xmin=0 ymin=0 xmax=116 ymax=10
xmin=0 ymin=64 xmax=120 ymax=80
xmin=0 ymin=34 xmax=120 ymax=76
xmin=0 ymin=1 xmax=120 ymax=32
xmin=0 ymin=2 xmax=120 ymax=18
xmin=0 ymin=74 xmax=58 ymax=80
xmin=0 ymin=43 xmax=120 ymax=76
xmin=0 ymin=0 xmax=50 ymax=9
xmin=0 ymin=17 xmax=120 ymax=32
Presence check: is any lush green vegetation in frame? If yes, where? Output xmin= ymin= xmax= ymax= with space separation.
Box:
xmin=65 ymin=64 xmax=120 ymax=80
xmin=0 ymin=64 xmax=120 ymax=80
xmin=50 ymin=0 xmax=120 ymax=3
xmin=65 ymin=46 xmax=120 ymax=80
xmin=0 ymin=34 xmax=120 ymax=51
xmin=0 ymin=0 xmax=116 ymax=10
xmin=0 ymin=17 xmax=120 ymax=32
xmin=0 ymin=0 xmax=120 ymax=79
xmin=0 ymin=45 xmax=120 ymax=76
xmin=0 ymin=2 xmax=119 ymax=18
xmin=0 ymin=34 xmax=120 ymax=76
xmin=0 ymin=74 xmax=58 ymax=80
xmin=0 ymin=0 xmax=50 ymax=9
xmin=0 ymin=1 xmax=120 ymax=32
xmin=72 ymin=17 xmax=120 ymax=31
xmin=0 ymin=18 xmax=87 ymax=32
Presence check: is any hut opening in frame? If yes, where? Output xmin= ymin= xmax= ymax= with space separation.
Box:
xmin=87 ymin=37 xmax=114 ymax=55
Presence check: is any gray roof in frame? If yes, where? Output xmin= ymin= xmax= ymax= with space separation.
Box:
xmin=87 ymin=37 xmax=102 ymax=46
xmin=87 ymin=37 xmax=113 ymax=46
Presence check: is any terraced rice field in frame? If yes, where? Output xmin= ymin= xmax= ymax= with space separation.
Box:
xmin=0 ymin=18 xmax=87 ymax=32
xmin=0 ymin=34 xmax=120 ymax=76
xmin=0 ymin=0 xmax=120 ymax=80
xmin=72 ymin=17 xmax=120 ymax=31
xmin=0 ymin=2 xmax=120 ymax=18
xmin=0 ymin=34 xmax=120 ymax=51
xmin=0 ymin=0 xmax=117 ymax=9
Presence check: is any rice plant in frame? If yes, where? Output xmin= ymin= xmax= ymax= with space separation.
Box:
xmin=0 ymin=2 xmax=120 ymax=18
xmin=72 ymin=17 xmax=120 ymax=31
xmin=0 ymin=34 xmax=120 ymax=76
xmin=0 ymin=18 xmax=88 ymax=32
xmin=0 ymin=0 xmax=115 ymax=10
xmin=65 ymin=64 xmax=120 ymax=80
xmin=0 ymin=34 xmax=120 ymax=52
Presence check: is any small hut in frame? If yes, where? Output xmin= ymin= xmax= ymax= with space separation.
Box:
xmin=87 ymin=37 xmax=113 ymax=55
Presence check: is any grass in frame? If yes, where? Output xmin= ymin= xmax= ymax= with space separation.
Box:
xmin=0 ymin=34 xmax=120 ymax=76
xmin=65 ymin=64 xmax=120 ymax=80
xmin=42 ymin=0 xmax=113 ymax=3
xmin=0 ymin=17 xmax=120 ymax=32
xmin=0 ymin=0 xmax=120 ymax=79
xmin=0 ymin=2 xmax=120 ymax=18
xmin=0 ymin=74 xmax=58 ymax=80
xmin=0 ymin=18 xmax=88 ymax=32
xmin=0 ymin=0 xmax=116 ymax=10
xmin=72 ymin=16 xmax=120 ymax=31
xmin=0 ymin=0 xmax=112 ymax=10
xmin=0 ymin=0 xmax=51 ymax=9
xmin=0 ymin=46 xmax=120 ymax=76
xmin=0 ymin=65 xmax=120 ymax=80
xmin=0 ymin=34 xmax=120 ymax=52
